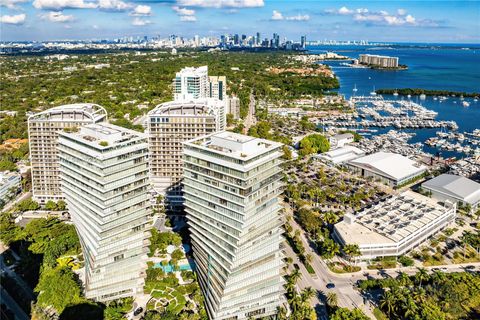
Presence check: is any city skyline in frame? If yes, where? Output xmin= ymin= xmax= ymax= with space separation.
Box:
xmin=1 ymin=1 xmax=479 ymax=43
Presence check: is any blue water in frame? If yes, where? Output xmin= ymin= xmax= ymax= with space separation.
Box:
xmin=154 ymin=260 xmax=195 ymax=273
xmin=307 ymin=44 xmax=480 ymax=158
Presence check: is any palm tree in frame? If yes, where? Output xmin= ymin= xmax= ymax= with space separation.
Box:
xmin=305 ymin=253 xmax=313 ymax=266
xmin=343 ymin=243 xmax=361 ymax=266
xmin=397 ymin=271 xmax=411 ymax=287
xmin=290 ymin=268 xmax=302 ymax=284
xmin=414 ymin=267 xmax=429 ymax=288
xmin=326 ymin=292 xmax=338 ymax=308
xmin=301 ymin=287 xmax=316 ymax=304
xmin=276 ymin=306 xmax=288 ymax=320
xmin=380 ymin=290 xmax=397 ymax=317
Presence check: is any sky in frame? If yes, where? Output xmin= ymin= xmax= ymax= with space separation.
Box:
xmin=1 ymin=0 xmax=479 ymax=43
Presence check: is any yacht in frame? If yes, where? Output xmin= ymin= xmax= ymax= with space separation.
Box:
xmin=393 ymin=90 xmax=399 ymax=96
xmin=370 ymin=86 xmax=377 ymax=96
xmin=462 ymin=101 xmax=470 ymax=107
xmin=353 ymin=84 xmax=358 ymax=92
xmin=420 ymin=94 xmax=426 ymax=100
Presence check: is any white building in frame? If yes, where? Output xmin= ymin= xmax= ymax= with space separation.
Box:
xmin=58 ymin=123 xmax=151 ymax=302
xmin=0 ymin=172 xmax=21 ymax=204
xmin=329 ymin=133 xmax=354 ymax=149
xmin=359 ymin=54 xmax=399 ymax=68
xmin=227 ymin=96 xmax=241 ymax=119
xmin=183 ymin=132 xmax=286 ymax=320
xmin=28 ymin=104 xmax=107 ymax=204
xmin=173 ymin=66 xmax=209 ymax=101
xmin=422 ymin=174 xmax=480 ymax=212
xmin=347 ymin=152 xmax=427 ymax=187
xmin=333 ymin=191 xmax=456 ymax=260
xmin=147 ymin=99 xmax=226 ymax=211
xmin=316 ymin=145 xmax=365 ymax=165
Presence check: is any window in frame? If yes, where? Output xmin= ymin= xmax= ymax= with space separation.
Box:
xmin=114 ymin=254 xmax=124 ymax=262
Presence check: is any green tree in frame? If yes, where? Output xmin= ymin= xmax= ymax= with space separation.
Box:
xmin=35 ymin=266 xmax=84 ymax=314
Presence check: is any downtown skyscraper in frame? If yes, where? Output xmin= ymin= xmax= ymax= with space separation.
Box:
xmin=183 ymin=131 xmax=286 ymax=319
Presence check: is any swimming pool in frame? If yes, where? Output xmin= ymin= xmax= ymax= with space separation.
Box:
xmin=153 ymin=260 xmax=195 ymax=273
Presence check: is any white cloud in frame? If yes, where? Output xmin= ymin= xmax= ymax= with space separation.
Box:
xmin=286 ymin=14 xmax=309 ymax=21
xmin=356 ymin=8 xmax=368 ymax=14
xmin=41 ymin=11 xmax=74 ymax=22
xmin=180 ymin=15 xmax=196 ymax=22
xmin=32 ymin=0 xmax=96 ymax=10
xmin=0 ymin=13 xmax=26 ymax=24
xmin=130 ymin=4 xmax=151 ymax=16
xmin=271 ymin=10 xmax=309 ymax=21
xmin=338 ymin=6 xmax=352 ymax=15
xmin=177 ymin=0 xmax=264 ymax=8
xmin=97 ymin=0 xmax=131 ymax=11
xmin=131 ymin=17 xmax=151 ymax=26
xmin=172 ymin=6 xmax=195 ymax=16
xmin=172 ymin=5 xmax=196 ymax=21
xmin=0 ymin=0 xmax=28 ymax=9
xmin=405 ymin=14 xmax=416 ymax=24
xmin=271 ymin=10 xmax=283 ymax=20
xmin=397 ymin=8 xmax=407 ymax=16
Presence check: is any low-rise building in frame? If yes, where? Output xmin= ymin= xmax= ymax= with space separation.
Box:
xmin=347 ymin=152 xmax=427 ymax=187
xmin=329 ymin=133 xmax=354 ymax=149
xmin=315 ymin=145 xmax=365 ymax=165
xmin=0 ymin=172 xmax=21 ymax=204
xmin=422 ymin=174 xmax=480 ymax=212
xmin=333 ymin=191 xmax=456 ymax=260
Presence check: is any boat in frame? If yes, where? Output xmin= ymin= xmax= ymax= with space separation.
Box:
xmin=370 ymin=86 xmax=377 ymax=96
xmin=393 ymin=90 xmax=399 ymax=96
xmin=407 ymin=94 xmax=411 ymax=98
xmin=353 ymin=84 xmax=358 ymax=92
xmin=420 ymin=94 xmax=426 ymax=100
xmin=463 ymin=101 xmax=470 ymax=107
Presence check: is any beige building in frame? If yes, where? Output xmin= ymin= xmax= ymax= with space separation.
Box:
xmin=28 ymin=104 xmax=107 ymax=204
xmin=208 ymin=75 xmax=227 ymax=101
xmin=147 ymin=99 xmax=226 ymax=211
xmin=359 ymin=54 xmax=399 ymax=68
xmin=227 ymin=95 xmax=241 ymax=119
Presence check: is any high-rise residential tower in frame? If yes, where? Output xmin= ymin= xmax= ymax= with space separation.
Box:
xmin=173 ymin=66 xmax=209 ymax=101
xmin=183 ymin=131 xmax=286 ymax=320
xmin=208 ymin=76 xmax=227 ymax=101
xmin=147 ymin=99 xmax=226 ymax=211
xmin=28 ymin=104 xmax=107 ymax=204
xmin=58 ymin=123 xmax=151 ymax=301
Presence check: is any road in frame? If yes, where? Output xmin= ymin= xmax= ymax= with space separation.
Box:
xmin=1 ymin=191 xmax=32 ymax=213
xmin=284 ymin=203 xmax=480 ymax=319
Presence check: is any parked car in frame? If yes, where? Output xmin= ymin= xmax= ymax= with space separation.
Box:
xmin=133 ymin=307 xmax=143 ymax=316
xmin=326 ymin=283 xmax=335 ymax=289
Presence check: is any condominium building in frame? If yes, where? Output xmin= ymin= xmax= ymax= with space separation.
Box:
xmin=183 ymin=131 xmax=286 ymax=320
xmin=333 ymin=191 xmax=456 ymax=260
xmin=58 ymin=123 xmax=151 ymax=302
xmin=0 ymin=172 xmax=21 ymax=204
xmin=147 ymin=99 xmax=226 ymax=211
xmin=173 ymin=66 xmax=209 ymax=101
xmin=227 ymin=96 xmax=241 ymax=119
xmin=28 ymin=104 xmax=107 ymax=204
xmin=209 ymin=76 xmax=227 ymax=101
xmin=359 ymin=54 xmax=399 ymax=68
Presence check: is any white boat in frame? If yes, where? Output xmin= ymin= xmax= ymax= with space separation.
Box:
xmin=463 ymin=101 xmax=470 ymax=107
xmin=420 ymin=94 xmax=426 ymax=100
xmin=393 ymin=91 xmax=399 ymax=96
xmin=407 ymin=94 xmax=411 ymax=98
xmin=370 ymin=86 xmax=377 ymax=96
xmin=353 ymin=84 xmax=358 ymax=92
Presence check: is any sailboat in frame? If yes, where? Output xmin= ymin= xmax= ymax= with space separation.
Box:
xmin=370 ymin=86 xmax=377 ymax=96
xmin=393 ymin=90 xmax=399 ymax=96
xmin=353 ymin=84 xmax=358 ymax=92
